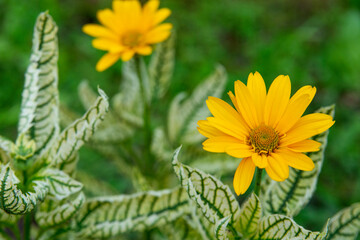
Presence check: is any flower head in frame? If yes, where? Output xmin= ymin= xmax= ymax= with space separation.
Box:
xmin=197 ymin=72 xmax=335 ymax=195
xmin=83 ymin=0 xmax=172 ymax=71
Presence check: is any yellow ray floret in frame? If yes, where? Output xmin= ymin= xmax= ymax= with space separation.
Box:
xmin=83 ymin=0 xmax=172 ymax=71
xmin=197 ymin=72 xmax=335 ymax=195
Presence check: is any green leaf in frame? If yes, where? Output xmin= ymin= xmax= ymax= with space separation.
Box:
xmin=239 ymin=193 xmax=261 ymax=238
xmin=191 ymin=153 xmax=239 ymax=175
xmin=215 ymin=216 xmax=232 ymax=240
xmin=325 ymin=202 xmax=360 ymax=240
xmin=75 ymin=187 xmax=189 ymax=238
xmin=261 ymin=105 xmax=335 ymax=217
xmin=35 ymin=192 xmax=85 ymax=228
xmin=151 ymin=127 xmax=173 ymax=162
xmin=0 ymin=136 xmax=13 ymax=164
xmin=49 ymin=89 xmax=109 ymax=175
xmin=190 ymin=206 xmax=216 ymax=240
xmin=167 ymin=65 xmax=227 ymax=145
xmin=161 ymin=216 xmax=203 ymax=240
xmin=0 ymin=164 xmax=49 ymax=214
xmin=172 ymin=147 xmax=240 ymax=237
xmin=0 ymin=209 xmax=19 ymax=224
xmin=149 ymin=32 xmax=175 ymax=98
xmin=34 ymin=168 xmax=82 ymax=200
xmin=255 ymin=214 xmax=326 ymax=240
xmin=17 ymin=12 xmax=60 ymax=156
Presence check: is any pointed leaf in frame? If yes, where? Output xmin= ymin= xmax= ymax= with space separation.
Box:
xmin=149 ymin=32 xmax=175 ymax=98
xmin=49 ymin=89 xmax=109 ymax=174
xmin=261 ymin=105 xmax=335 ymax=217
xmin=168 ymin=65 xmax=227 ymax=144
xmin=325 ymin=202 xmax=360 ymax=240
xmin=34 ymin=168 xmax=82 ymax=200
xmin=75 ymin=187 xmax=189 ymax=238
xmin=189 ymin=205 xmax=216 ymax=240
xmin=35 ymin=192 xmax=85 ymax=228
xmin=18 ymin=12 xmax=60 ymax=155
xmin=215 ymin=216 xmax=232 ymax=240
xmin=256 ymin=214 xmax=326 ymax=240
xmin=0 ymin=164 xmax=49 ymax=214
xmin=238 ymin=193 xmax=261 ymax=238
xmin=172 ymin=147 xmax=240 ymax=236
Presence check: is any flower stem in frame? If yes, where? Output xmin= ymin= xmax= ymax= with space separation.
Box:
xmin=254 ymin=168 xmax=263 ymax=196
xmin=24 ymin=213 xmax=31 ymax=240
xmin=134 ymin=55 xmax=152 ymax=168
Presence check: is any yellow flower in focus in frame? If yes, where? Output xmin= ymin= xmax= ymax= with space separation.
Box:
xmin=83 ymin=0 xmax=172 ymax=71
xmin=197 ymin=72 xmax=335 ymax=195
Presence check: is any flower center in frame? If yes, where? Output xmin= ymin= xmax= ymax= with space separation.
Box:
xmin=249 ymin=124 xmax=279 ymax=154
xmin=122 ymin=32 xmax=142 ymax=47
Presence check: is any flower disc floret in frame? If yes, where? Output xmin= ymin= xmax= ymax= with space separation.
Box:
xmin=249 ymin=124 xmax=279 ymax=155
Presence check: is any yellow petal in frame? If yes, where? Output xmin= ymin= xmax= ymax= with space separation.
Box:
xmin=276 ymin=148 xmax=315 ymax=171
xmin=121 ymin=50 xmax=135 ymax=61
xmin=146 ymin=23 xmax=172 ymax=44
xmin=202 ymin=136 xmax=244 ymax=153
xmin=97 ymin=9 xmax=120 ymax=34
xmin=251 ymin=153 xmax=268 ymax=168
xmin=276 ymin=94 xmax=312 ymax=134
xmin=206 ymin=96 xmax=249 ymax=137
xmin=96 ymin=53 xmax=121 ymax=72
xmin=266 ymin=153 xmax=289 ymax=181
xmin=234 ymin=80 xmax=259 ymax=128
xmin=207 ymin=117 xmax=247 ymax=140
xmin=143 ymin=0 xmax=160 ymax=13
xmin=135 ymin=45 xmax=152 ymax=55
xmin=289 ymin=85 xmax=316 ymax=105
xmin=286 ymin=139 xmax=321 ymax=152
xmin=282 ymin=113 xmax=335 ymax=145
xmin=82 ymin=24 xmax=118 ymax=40
xmin=197 ymin=120 xmax=226 ymax=138
xmin=92 ymin=38 xmax=123 ymax=52
xmin=154 ymin=8 xmax=171 ymax=25
xmin=264 ymin=75 xmax=291 ymax=127
xmin=227 ymin=91 xmax=241 ymax=113
xmin=233 ymin=157 xmax=255 ymax=195
xmin=247 ymin=72 xmax=267 ymax=123
xmin=225 ymin=143 xmax=253 ymax=158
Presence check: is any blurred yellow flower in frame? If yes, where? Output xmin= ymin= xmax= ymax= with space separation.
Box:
xmin=83 ymin=0 xmax=172 ymax=71
xmin=197 ymin=72 xmax=335 ymax=195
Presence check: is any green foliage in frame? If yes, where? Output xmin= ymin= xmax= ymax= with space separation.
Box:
xmin=75 ymin=187 xmax=189 ymax=238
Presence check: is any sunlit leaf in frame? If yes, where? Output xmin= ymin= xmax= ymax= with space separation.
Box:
xmin=75 ymin=187 xmax=189 ymax=238
xmin=168 ymin=65 xmax=227 ymax=145
xmin=325 ymin=202 xmax=360 ymax=240
xmin=17 ymin=12 xmax=60 ymax=156
xmin=172 ymin=147 xmax=240 ymax=237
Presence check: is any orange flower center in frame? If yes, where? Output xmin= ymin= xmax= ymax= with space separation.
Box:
xmin=249 ymin=124 xmax=279 ymax=155
xmin=122 ymin=32 xmax=143 ymax=47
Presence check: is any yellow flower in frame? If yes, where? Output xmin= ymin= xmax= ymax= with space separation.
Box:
xmin=197 ymin=72 xmax=335 ymax=195
xmin=83 ymin=0 xmax=172 ymax=72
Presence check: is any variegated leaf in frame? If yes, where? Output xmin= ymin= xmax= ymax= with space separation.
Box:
xmin=18 ymin=12 xmax=59 ymax=156
xmin=149 ymin=32 xmax=175 ymax=98
xmin=239 ymin=193 xmax=261 ymax=238
xmin=75 ymin=187 xmax=189 ymax=238
xmin=161 ymin=216 xmax=202 ymax=240
xmin=151 ymin=127 xmax=173 ymax=162
xmin=34 ymin=168 xmax=82 ymax=200
xmin=35 ymin=192 xmax=85 ymax=228
xmin=191 ymin=152 xmax=239 ymax=175
xmin=168 ymin=65 xmax=227 ymax=145
xmin=0 ymin=164 xmax=49 ymax=214
xmin=76 ymin=171 xmax=117 ymax=196
xmin=325 ymin=202 xmax=360 ymax=240
xmin=172 ymin=147 xmax=240 ymax=237
xmin=254 ymin=214 xmax=326 ymax=240
xmin=261 ymin=105 xmax=335 ymax=217
xmin=215 ymin=216 xmax=232 ymax=240
xmin=0 ymin=136 xmax=12 ymax=164
xmin=49 ymin=89 xmax=108 ymax=174
xmin=190 ymin=206 xmax=216 ymax=240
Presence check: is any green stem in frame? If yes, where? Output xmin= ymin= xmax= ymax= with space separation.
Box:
xmin=254 ymin=168 xmax=263 ymax=196
xmin=134 ymin=55 xmax=152 ymax=168
xmin=24 ymin=213 xmax=31 ymax=240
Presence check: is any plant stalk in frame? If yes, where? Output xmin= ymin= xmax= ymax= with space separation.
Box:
xmin=24 ymin=213 xmax=31 ymax=240
xmin=134 ymin=55 xmax=152 ymax=168
xmin=254 ymin=168 xmax=263 ymax=196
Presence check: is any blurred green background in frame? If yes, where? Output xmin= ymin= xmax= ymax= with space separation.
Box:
xmin=0 ymin=0 xmax=359 ymax=232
